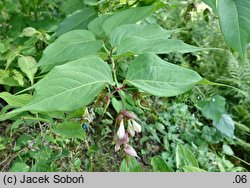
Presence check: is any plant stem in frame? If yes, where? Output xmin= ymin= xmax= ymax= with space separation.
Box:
xmin=106 ymin=45 xmax=125 ymax=109
xmin=198 ymin=79 xmax=248 ymax=97
xmin=232 ymin=155 xmax=250 ymax=166
xmin=111 ymin=57 xmax=119 ymax=86
xmin=85 ymin=134 xmax=93 ymax=172
xmin=195 ymin=86 xmax=206 ymax=98
xmin=102 ymin=44 xmax=110 ymax=55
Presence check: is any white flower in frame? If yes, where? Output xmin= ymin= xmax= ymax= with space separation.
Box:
xmin=127 ymin=120 xmax=135 ymax=137
xmin=132 ymin=119 xmax=141 ymax=133
xmin=124 ymin=145 xmax=138 ymax=158
xmin=117 ymin=119 xmax=125 ymax=139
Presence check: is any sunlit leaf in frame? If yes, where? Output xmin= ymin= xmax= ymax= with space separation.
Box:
xmin=218 ymin=0 xmax=250 ymax=60
xmin=126 ymin=53 xmax=202 ymax=97
xmin=17 ymin=56 xmax=113 ymax=112
xmin=102 ymin=6 xmax=154 ymax=34
xmin=55 ymin=8 xmax=97 ymax=36
xmin=38 ymin=30 xmax=103 ymax=67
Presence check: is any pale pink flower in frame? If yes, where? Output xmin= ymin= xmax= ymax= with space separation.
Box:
xmin=124 ymin=145 xmax=138 ymax=157
xmin=115 ymin=133 xmax=129 ymax=152
xmin=117 ymin=119 xmax=125 ymax=139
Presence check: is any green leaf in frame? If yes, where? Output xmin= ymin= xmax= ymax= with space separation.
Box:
xmin=1 ymin=50 xmax=19 ymax=69
xmin=88 ymin=14 xmax=112 ymax=36
xmin=0 ymin=144 xmax=5 ymax=151
xmin=9 ymin=162 xmax=30 ymax=172
xmin=84 ymin=0 xmax=100 ymax=6
xmin=0 ymin=43 xmax=6 ymax=54
xmin=111 ymin=97 xmax=123 ymax=113
xmin=109 ymin=24 xmax=174 ymax=48
xmin=151 ymin=156 xmax=174 ymax=172
xmin=116 ymin=37 xmax=202 ymax=56
xmin=53 ymin=122 xmax=85 ymax=140
xmin=120 ymin=157 xmax=142 ymax=172
xmin=197 ymin=95 xmax=226 ymax=122
xmin=55 ymin=8 xmax=97 ymax=36
xmin=182 ymin=166 xmax=206 ymax=172
xmin=222 ymin=144 xmax=234 ymax=156
xmin=0 ymin=92 xmax=32 ymax=107
xmin=126 ymin=53 xmax=202 ymax=97
xmin=15 ymin=134 xmax=32 ymax=151
xmin=38 ymin=30 xmax=103 ymax=67
xmin=20 ymin=27 xmax=37 ymax=37
xmin=12 ymin=70 xmax=24 ymax=87
xmin=202 ymin=0 xmax=217 ymax=13
xmin=31 ymin=160 xmax=50 ymax=172
xmin=218 ymin=0 xmax=250 ymax=60
xmin=60 ymin=0 xmax=86 ymax=15
xmin=176 ymin=144 xmax=199 ymax=168
xmin=0 ymin=110 xmax=27 ymax=122
xmin=215 ymin=114 xmax=235 ymax=138
xmin=0 ymin=69 xmax=20 ymax=87
xmin=18 ymin=56 xmax=113 ymax=112
xmin=103 ymin=6 xmax=154 ymax=34
xmin=18 ymin=56 xmax=37 ymax=85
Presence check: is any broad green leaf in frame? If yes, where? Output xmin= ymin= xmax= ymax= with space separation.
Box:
xmin=151 ymin=156 xmax=174 ymax=172
xmin=88 ymin=14 xmax=112 ymax=36
xmin=116 ymin=37 xmax=202 ymax=55
xmin=182 ymin=166 xmax=206 ymax=172
xmin=109 ymin=24 xmax=174 ymax=47
xmin=218 ymin=0 xmax=250 ymax=60
xmin=120 ymin=157 xmax=142 ymax=172
xmin=0 ymin=92 xmax=31 ymax=107
xmin=55 ymin=8 xmax=97 ymax=36
xmin=18 ymin=56 xmax=113 ymax=112
xmin=176 ymin=144 xmax=199 ymax=168
xmin=38 ymin=30 xmax=103 ymax=67
xmin=9 ymin=162 xmax=30 ymax=172
xmin=126 ymin=53 xmax=202 ymax=97
xmin=215 ymin=114 xmax=235 ymax=138
xmin=53 ymin=122 xmax=85 ymax=140
xmin=18 ymin=56 xmax=37 ymax=84
xmin=197 ymin=95 xmax=226 ymax=122
xmin=102 ymin=6 xmax=154 ymax=34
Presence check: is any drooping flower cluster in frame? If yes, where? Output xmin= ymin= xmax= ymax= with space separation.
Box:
xmin=115 ymin=110 xmax=142 ymax=158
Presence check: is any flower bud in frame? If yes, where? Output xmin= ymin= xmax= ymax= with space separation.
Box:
xmin=120 ymin=110 xmax=139 ymax=121
xmin=117 ymin=119 xmax=125 ymax=139
xmin=132 ymin=119 xmax=141 ymax=133
xmin=115 ymin=144 xmax=121 ymax=152
xmin=124 ymin=145 xmax=138 ymax=157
